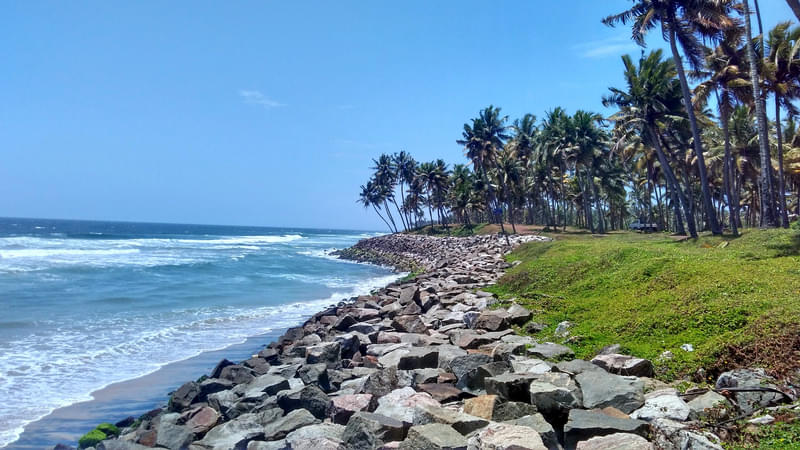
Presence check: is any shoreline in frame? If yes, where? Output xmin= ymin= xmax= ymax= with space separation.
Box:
xmin=48 ymin=232 xmax=789 ymax=450
xmin=7 ymin=264 xmax=403 ymax=450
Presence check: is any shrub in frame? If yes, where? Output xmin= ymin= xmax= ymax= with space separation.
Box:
xmin=78 ymin=429 xmax=107 ymax=449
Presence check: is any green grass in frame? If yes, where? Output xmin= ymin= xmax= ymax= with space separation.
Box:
xmin=488 ymin=228 xmax=800 ymax=380
xmin=408 ymin=223 xmax=487 ymax=236
xmin=727 ymin=420 xmax=800 ymax=449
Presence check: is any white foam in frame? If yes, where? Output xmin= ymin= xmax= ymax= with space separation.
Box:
xmin=0 ymin=271 xmax=403 ymax=448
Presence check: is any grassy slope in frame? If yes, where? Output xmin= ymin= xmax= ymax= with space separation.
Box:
xmin=487 ymin=229 xmax=800 ymax=381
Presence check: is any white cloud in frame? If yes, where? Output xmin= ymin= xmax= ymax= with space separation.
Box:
xmin=238 ymin=90 xmax=285 ymax=108
xmin=574 ymin=36 xmax=640 ymax=59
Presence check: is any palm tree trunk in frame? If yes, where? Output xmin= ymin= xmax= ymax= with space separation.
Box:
xmin=372 ymin=205 xmax=394 ymax=232
xmin=578 ymin=168 xmax=595 ymax=233
xmin=775 ymin=98 xmax=790 ymax=228
xmin=743 ymin=0 xmax=777 ymax=227
xmin=649 ymin=125 xmax=697 ymax=237
xmin=383 ymin=200 xmax=398 ymax=233
xmin=720 ymin=101 xmax=739 ymax=236
xmin=787 ymin=0 xmax=800 ymax=23
xmin=667 ymin=26 xmax=722 ymax=235
xmin=560 ymin=161 xmax=568 ymax=231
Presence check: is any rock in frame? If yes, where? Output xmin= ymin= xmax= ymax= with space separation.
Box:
xmin=263 ymin=408 xmax=319 ymax=441
xmin=400 ymin=423 xmax=467 ymax=450
xmin=219 ymin=364 xmax=256 ymax=385
xmin=169 ymin=381 xmax=201 ymax=412
xmin=527 ymin=343 xmax=574 ymax=361
xmin=412 ymin=404 xmax=489 ymax=435
xmin=455 ymin=330 xmax=513 ymax=349
xmin=199 ymin=378 xmax=235 ymax=400
xmin=306 ymin=342 xmax=341 ymax=368
xmin=417 ymin=383 xmax=464 ymax=403
xmin=529 ymin=381 xmax=580 ymax=421
xmin=211 ymin=359 xmax=236 ymax=378
xmin=277 ymin=384 xmax=331 ymax=419
xmin=398 ymin=347 xmax=440 ymax=370
xmin=467 ymin=423 xmax=547 ymax=450
xmin=680 ymin=344 xmax=694 ymax=352
xmin=341 ymin=412 xmax=407 ymax=450
xmin=591 ymin=354 xmax=654 ymax=378
xmin=509 ymin=357 xmax=552 ymax=375
xmin=392 ymin=315 xmax=429 ymax=334
xmin=195 ymin=409 xmax=281 ymax=450
xmin=183 ymin=406 xmax=220 ymax=434
xmin=506 ymin=304 xmax=532 ymax=325
xmin=286 ymin=437 xmax=342 ymax=450
xmin=504 ymin=414 xmax=559 ymax=450
xmin=329 ymin=393 xmax=374 ymax=424
xmin=630 ymin=389 xmax=690 ymax=422
xmin=399 ymin=287 xmax=421 ymax=305
xmin=563 ymin=409 xmax=649 ymax=450
xmin=297 ymin=363 xmax=331 ymax=391
xmin=359 ymin=367 xmax=400 ymax=397
xmin=576 ymin=371 xmax=644 ymax=414
xmin=207 ymin=389 xmax=239 ymax=418
xmin=155 ymin=413 xmax=195 ymax=449
xmin=463 ymin=395 xmax=501 ymax=420
xmin=524 ymin=322 xmax=546 ymax=334
xmin=554 ymin=360 xmax=604 ymax=376
xmin=246 ymin=441 xmax=287 ymax=450
xmin=715 ymin=368 xmax=785 ymax=415
xmin=575 ymin=433 xmax=653 ymax=450
xmin=244 ymin=374 xmax=291 ymax=398
xmin=485 ymin=373 xmax=538 ymax=402
xmin=473 ymin=310 xmax=510 ymax=331
xmin=491 ymin=402 xmax=538 ymax=421
xmin=651 ymin=418 xmax=723 ymax=450
xmin=374 ymin=387 xmax=440 ymax=425
xmin=687 ymin=391 xmax=730 ymax=419
xmin=96 ymin=442 xmax=152 ymax=450
xmin=449 ymin=354 xmax=493 ymax=383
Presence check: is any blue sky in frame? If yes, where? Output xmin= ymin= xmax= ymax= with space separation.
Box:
xmin=0 ymin=1 xmax=794 ymax=230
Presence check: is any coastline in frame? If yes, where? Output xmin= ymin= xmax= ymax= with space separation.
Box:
xmin=44 ymin=232 xmax=784 ymax=450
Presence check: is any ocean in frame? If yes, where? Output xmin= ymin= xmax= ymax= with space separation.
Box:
xmin=0 ymin=218 xmax=398 ymax=448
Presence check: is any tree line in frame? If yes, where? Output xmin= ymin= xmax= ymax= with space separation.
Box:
xmin=359 ymin=0 xmax=800 ymax=238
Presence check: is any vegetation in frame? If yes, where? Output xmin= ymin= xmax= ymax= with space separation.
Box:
xmin=78 ymin=423 xmax=119 ymax=449
xmin=357 ymin=3 xmax=800 ymax=238
xmin=486 ymin=228 xmax=800 ymax=380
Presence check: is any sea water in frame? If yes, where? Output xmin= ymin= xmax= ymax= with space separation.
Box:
xmin=0 ymin=218 xmax=397 ymax=448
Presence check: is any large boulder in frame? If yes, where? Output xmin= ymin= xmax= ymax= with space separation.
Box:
xmin=374 ymin=387 xmax=440 ymax=425
xmin=169 ymin=381 xmax=201 ymax=412
xmin=412 ymin=404 xmax=489 ymax=435
xmin=195 ymin=409 xmax=282 ymax=449
xmin=277 ymin=384 xmax=331 ymax=419
xmin=687 ymin=391 xmax=730 ymax=419
xmin=591 ymin=354 xmax=654 ymax=378
xmin=527 ymin=343 xmax=574 ymax=361
xmin=506 ymin=304 xmax=532 ymax=325
xmin=155 ymin=413 xmax=195 ymax=449
xmin=529 ymin=381 xmax=580 ymax=421
xmin=467 ymin=423 xmax=547 ymax=450
xmin=243 ymin=374 xmax=291 ymax=398
xmin=504 ymin=414 xmax=560 ymax=450
xmin=341 ymin=412 xmax=407 ymax=450
xmin=285 ymin=422 xmax=345 ymax=448
xmin=575 ymin=371 xmax=644 ymax=414
xmin=329 ymin=393 xmax=374 ymax=424
xmin=219 ymin=364 xmax=256 ymax=385
xmin=575 ymin=433 xmax=654 ymax=450
xmin=306 ymin=341 xmax=341 ymax=368
xmin=563 ymin=409 xmax=649 ymax=450
xmin=473 ymin=310 xmax=510 ymax=331
xmin=398 ymin=347 xmax=440 ymax=370
xmin=485 ymin=373 xmax=538 ymax=402
xmin=400 ymin=423 xmax=467 ymax=450
xmin=651 ymin=418 xmax=723 ymax=450
xmin=392 ymin=315 xmax=429 ymax=334
xmin=263 ymin=408 xmax=319 ymax=440
xmin=183 ymin=406 xmax=220 ymax=434
xmin=463 ymin=395 xmax=502 ymax=420
xmin=630 ymin=389 xmax=691 ymax=422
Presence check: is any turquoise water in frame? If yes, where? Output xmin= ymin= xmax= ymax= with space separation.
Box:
xmin=0 ymin=218 xmax=397 ymax=448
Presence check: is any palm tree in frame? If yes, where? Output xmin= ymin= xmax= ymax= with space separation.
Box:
xmin=416 ymin=161 xmax=437 ymax=228
xmin=695 ymin=28 xmax=751 ymax=235
xmin=393 ymin=151 xmax=417 ymax=228
xmin=372 ymin=154 xmax=407 ymax=231
xmin=604 ymin=0 xmax=736 ymax=235
xmin=359 ymin=180 xmax=395 ymax=232
xmin=603 ymin=50 xmax=698 ymax=237
xmin=572 ymin=110 xmax=608 ymax=233
xmin=764 ymin=22 xmax=800 ymax=227
xmin=457 ymin=105 xmax=511 ymax=243
xmin=495 ymin=148 xmax=523 ymax=233
xmin=788 ymin=0 xmax=800 ymax=23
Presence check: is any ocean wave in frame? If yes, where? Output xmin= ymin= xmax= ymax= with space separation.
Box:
xmin=0 ymin=270 xmax=403 ymax=448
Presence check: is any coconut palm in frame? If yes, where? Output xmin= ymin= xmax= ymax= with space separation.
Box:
xmin=604 ymin=50 xmax=699 ymax=237
xmin=603 ymin=0 xmax=737 ymax=235
xmin=393 ymin=151 xmax=417 ymax=228
xmin=764 ymin=22 xmax=800 ymax=227
xmin=358 ymin=180 xmax=395 ymax=232
xmin=371 ymin=154 xmax=407 ymax=231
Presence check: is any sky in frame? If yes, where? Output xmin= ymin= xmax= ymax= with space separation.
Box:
xmin=0 ymin=1 xmax=795 ymax=231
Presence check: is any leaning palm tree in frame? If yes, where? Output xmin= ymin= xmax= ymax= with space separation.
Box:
xmin=603 ymin=0 xmax=736 ymax=235
xmin=393 ymin=151 xmax=417 ymax=228
xmin=359 ymin=180 xmax=395 ymax=232
xmin=372 ymin=154 xmax=407 ymax=231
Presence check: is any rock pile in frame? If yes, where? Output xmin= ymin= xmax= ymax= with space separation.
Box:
xmin=71 ymin=233 xmax=789 ymax=450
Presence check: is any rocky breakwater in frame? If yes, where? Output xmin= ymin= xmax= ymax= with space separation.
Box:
xmin=73 ymin=233 xmax=793 ymax=450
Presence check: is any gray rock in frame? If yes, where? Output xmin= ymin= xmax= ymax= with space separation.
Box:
xmin=306 ymin=342 xmax=341 ymax=368
xmin=392 ymin=315 xmax=429 ymax=334
xmin=554 ymin=321 xmax=572 ymax=338
xmin=591 ymin=354 xmax=654 ymax=378
xmin=169 ymin=381 xmax=201 ymax=412
xmin=527 ymin=343 xmax=574 ymax=361
xmin=297 ymin=364 xmax=331 ymax=392
xmin=195 ymin=409 xmax=282 ymax=449
xmin=687 ymin=391 xmax=730 ymax=419
xmin=473 ymin=310 xmax=510 ymax=331
xmin=563 ymin=409 xmax=649 ymax=450
xmin=554 ymin=360 xmax=604 ymax=376
xmin=277 ymin=385 xmax=331 ymax=419
xmin=651 ymin=418 xmax=723 ymax=450
xmin=329 ymin=393 xmax=374 ymax=424
xmin=492 ymin=402 xmax=538 ymax=421
xmin=244 ymin=374 xmax=291 ymax=398
xmin=529 ymin=381 xmax=579 ymax=421
xmin=374 ymin=387 xmax=440 ymax=425
xmin=286 ymin=437 xmax=342 ymax=450
xmin=399 ymin=286 xmax=421 ymax=305
xmin=399 ymin=423 xmax=467 ymax=450
xmin=96 ymin=442 xmax=152 ymax=450
xmin=467 ymin=422 xmax=547 ymax=450
xmin=576 ymin=371 xmax=644 ymax=414
xmin=341 ymin=412 xmax=406 ymax=450
xmin=449 ymin=354 xmax=493 ymax=384
xmin=245 ymin=441 xmax=288 ymax=450
xmin=506 ymin=304 xmax=532 ymax=326
xmin=456 ymin=361 xmax=510 ymax=393
xmin=207 ymin=389 xmax=240 ymax=418
xmin=412 ymin=404 xmax=489 ymax=435
xmin=398 ymin=347 xmax=440 ymax=370
xmin=509 ymin=356 xmax=553 ymax=375
xmin=156 ymin=413 xmax=195 ymax=449
xmin=715 ymin=368 xmax=785 ymax=415
xmin=220 ymin=364 xmax=256 ymax=385
xmin=575 ymin=433 xmax=653 ymax=450
xmin=263 ymin=408 xmax=318 ymax=440
xmin=485 ymin=373 xmax=538 ymax=402
xmin=630 ymin=389 xmax=691 ymax=422
xmin=504 ymin=414 xmax=560 ymax=450
xmin=358 ymin=367 xmax=400 ymax=397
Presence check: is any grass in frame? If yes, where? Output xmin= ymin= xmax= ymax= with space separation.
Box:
xmin=726 ymin=419 xmax=800 ymax=449
xmin=487 ymin=228 xmax=800 ymax=381
xmin=408 ymin=223 xmax=487 ymax=236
